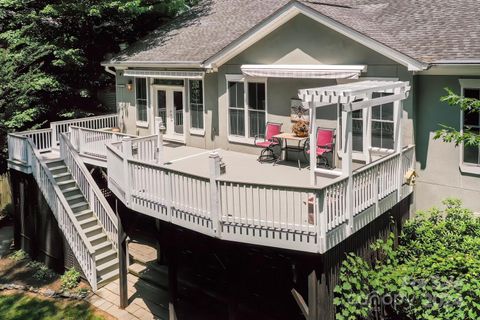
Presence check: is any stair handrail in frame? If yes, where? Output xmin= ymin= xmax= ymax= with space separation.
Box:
xmin=10 ymin=132 xmax=98 ymax=290
xmin=59 ymin=132 xmax=119 ymax=251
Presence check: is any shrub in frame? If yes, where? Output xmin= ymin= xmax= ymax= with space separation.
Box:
xmin=26 ymin=261 xmax=56 ymax=281
xmin=334 ymin=199 xmax=480 ymax=320
xmin=61 ymin=267 xmax=81 ymax=290
xmin=9 ymin=249 xmax=28 ymax=261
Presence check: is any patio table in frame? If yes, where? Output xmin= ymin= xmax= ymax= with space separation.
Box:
xmin=273 ymin=132 xmax=308 ymax=170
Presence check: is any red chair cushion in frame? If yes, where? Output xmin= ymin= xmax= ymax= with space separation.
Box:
xmin=256 ymin=140 xmax=278 ymax=148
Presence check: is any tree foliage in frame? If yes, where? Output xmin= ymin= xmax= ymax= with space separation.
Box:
xmin=334 ymin=199 xmax=480 ymax=320
xmin=0 ymin=0 xmax=197 ymax=172
xmin=434 ymin=88 xmax=480 ymax=147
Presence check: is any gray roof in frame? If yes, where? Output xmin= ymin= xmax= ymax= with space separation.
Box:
xmin=109 ymin=0 xmax=480 ymax=66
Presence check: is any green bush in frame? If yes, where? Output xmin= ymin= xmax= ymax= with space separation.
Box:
xmin=334 ymin=199 xmax=480 ymax=320
xmin=61 ymin=267 xmax=81 ymax=290
xmin=26 ymin=261 xmax=56 ymax=281
xmin=9 ymin=249 xmax=28 ymax=261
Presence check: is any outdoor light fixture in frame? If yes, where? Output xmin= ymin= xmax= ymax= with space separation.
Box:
xmin=127 ymin=80 xmax=133 ymax=91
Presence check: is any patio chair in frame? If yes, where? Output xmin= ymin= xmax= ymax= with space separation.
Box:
xmin=254 ymin=122 xmax=282 ymax=162
xmin=304 ymin=128 xmax=335 ymax=169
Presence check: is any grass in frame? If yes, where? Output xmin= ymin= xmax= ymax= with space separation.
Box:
xmin=0 ymin=292 xmax=106 ymax=320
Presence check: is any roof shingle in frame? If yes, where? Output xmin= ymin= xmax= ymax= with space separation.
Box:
xmin=109 ymin=0 xmax=480 ymax=65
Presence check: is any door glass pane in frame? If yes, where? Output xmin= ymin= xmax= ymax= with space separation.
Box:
xmin=173 ymin=91 xmax=184 ymax=134
xmin=157 ymin=90 xmax=167 ymax=129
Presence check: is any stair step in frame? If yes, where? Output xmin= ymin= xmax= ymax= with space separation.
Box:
xmin=97 ymin=257 xmax=119 ymax=276
xmin=75 ymin=209 xmax=93 ymax=220
xmin=89 ymin=233 xmax=108 ymax=246
xmin=63 ymin=188 xmax=82 ymax=198
xmin=70 ymin=201 xmax=89 ymax=212
xmin=46 ymin=160 xmax=65 ymax=168
xmin=62 ymin=186 xmax=79 ymax=194
xmin=84 ymin=225 xmax=103 ymax=237
xmin=52 ymin=172 xmax=72 ymax=182
xmin=57 ymin=180 xmax=76 ymax=190
xmin=66 ymin=194 xmax=85 ymax=206
xmin=93 ymin=242 xmax=112 ymax=255
xmin=97 ymin=269 xmax=119 ymax=288
xmin=79 ymin=217 xmax=98 ymax=229
xmin=96 ymin=249 xmax=117 ymax=266
xmin=49 ymin=165 xmax=68 ymax=174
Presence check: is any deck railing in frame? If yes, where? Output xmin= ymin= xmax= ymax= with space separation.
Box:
xmin=70 ymin=126 xmax=133 ymax=160
xmin=7 ymin=133 xmax=98 ymax=290
xmin=60 ymin=133 xmax=119 ymax=252
xmin=51 ymin=114 xmax=118 ymax=148
xmin=106 ymin=134 xmax=415 ymax=253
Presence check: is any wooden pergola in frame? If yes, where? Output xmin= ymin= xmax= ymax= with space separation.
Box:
xmin=299 ymin=80 xmax=411 ymax=183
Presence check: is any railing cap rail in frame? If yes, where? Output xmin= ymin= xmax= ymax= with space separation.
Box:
xmin=60 ymin=133 xmax=119 ymax=229
xmin=50 ymin=113 xmax=118 ymax=126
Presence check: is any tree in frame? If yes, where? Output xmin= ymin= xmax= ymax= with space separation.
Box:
xmin=434 ymin=88 xmax=480 ymax=147
xmin=0 ymin=0 xmax=198 ymax=173
xmin=334 ymin=199 xmax=480 ymax=320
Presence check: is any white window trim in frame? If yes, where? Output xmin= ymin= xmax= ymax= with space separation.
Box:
xmin=188 ymin=77 xmax=206 ymax=136
xmin=226 ymin=75 xmax=268 ymax=145
xmin=135 ymin=77 xmax=149 ymax=127
xmin=459 ymin=79 xmax=480 ymax=175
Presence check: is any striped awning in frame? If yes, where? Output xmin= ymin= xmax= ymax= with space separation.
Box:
xmin=123 ymin=69 xmax=204 ymax=79
xmin=241 ymin=64 xmax=367 ymax=79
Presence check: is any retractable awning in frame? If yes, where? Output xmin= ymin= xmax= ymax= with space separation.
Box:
xmin=123 ymin=69 xmax=204 ymax=79
xmin=241 ymin=64 xmax=367 ymax=79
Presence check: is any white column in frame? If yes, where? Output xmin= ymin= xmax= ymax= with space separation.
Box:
xmin=394 ymin=87 xmax=404 ymax=201
xmin=122 ymin=138 xmax=133 ymax=206
xmin=364 ymin=93 xmax=373 ymax=164
xmin=341 ymin=107 xmax=353 ymax=236
xmin=209 ymin=152 xmax=222 ymax=238
xmin=309 ymin=104 xmax=317 ymax=186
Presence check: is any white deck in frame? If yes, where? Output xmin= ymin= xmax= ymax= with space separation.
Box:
xmin=8 ymin=114 xmax=416 ymax=257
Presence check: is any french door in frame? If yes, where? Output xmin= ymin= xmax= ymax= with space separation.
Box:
xmin=154 ymin=86 xmax=185 ymax=138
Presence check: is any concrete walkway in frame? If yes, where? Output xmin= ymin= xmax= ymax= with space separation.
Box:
xmin=87 ymin=273 xmax=169 ymax=320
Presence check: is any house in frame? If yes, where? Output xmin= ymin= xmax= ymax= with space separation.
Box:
xmin=7 ymin=0 xmax=480 ymax=318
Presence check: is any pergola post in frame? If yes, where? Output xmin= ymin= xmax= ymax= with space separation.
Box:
xmin=155 ymin=116 xmax=165 ymax=164
xmin=309 ymin=104 xmax=317 ymax=186
xmin=394 ymin=87 xmax=404 ymax=201
xmin=364 ymin=93 xmax=373 ymax=164
xmin=341 ymin=107 xmax=353 ymax=236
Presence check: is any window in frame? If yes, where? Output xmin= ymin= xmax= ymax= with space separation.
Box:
xmin=463 ymin=88 xmax=480 ymax=166
xmin=189 ymin=80 xmax=204 ymax=130
xmin=135 ymin=78 xmax=148 ymax=122
xmin=227 ymin=77 xmax=267 ymax=140
xmin=371 ymin=92 xmax=394 ymax=149
xmin=248 ymin=82 xmax=266 ymax=137
xmin=228 ymin=81 xmax=245 ymax=136
xmin=352 ymin=110 xmax=363 ymax=152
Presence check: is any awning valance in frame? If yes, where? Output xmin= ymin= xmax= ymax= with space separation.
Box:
xmin=241 ymin=64 xmax=367 ymax=79
xmin=123 ymin=69 xmax=204 ymax=79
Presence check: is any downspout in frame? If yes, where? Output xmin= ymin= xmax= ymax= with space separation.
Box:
xmin=104 ymin=66 xmax=116 ymax=76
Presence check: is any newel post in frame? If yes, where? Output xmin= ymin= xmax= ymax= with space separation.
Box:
xmin=122 ymin=138 xmax=132 ymax=206
xmin=209 ymin=152 xmax=222 ymax=238
xmin=155 ymin=117 xmax=165 ymax=164
xmin=317 ymin=191 xmax=327 ymax=253
xmin=78 ymin=128 xmax=84 ymax=154
xmin=394 ymin=87 xmax=404 ymax=201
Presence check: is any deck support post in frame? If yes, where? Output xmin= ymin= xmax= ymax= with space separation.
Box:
xmin=209 ymin=151 xmax=221 ymax=237
xmin=342 ymin=107 xmax=354 ymax=236
xmin=155 ymin=117 xmax=165 ymax=165
xmin=167 ymin=230 xmax=178 ymax=320
xmin=116 ymin=199 xmax=129 ymax=309
xmin=122 ymin=138 xmax=132 ymax=205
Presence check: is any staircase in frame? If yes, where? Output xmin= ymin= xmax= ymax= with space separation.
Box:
xmin=47 ymin=159 xmax=119 ymax=287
